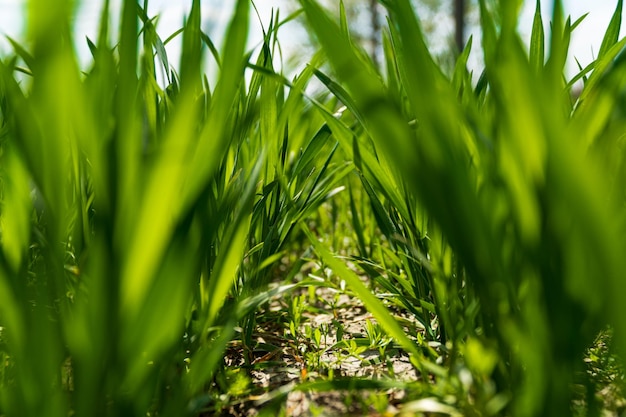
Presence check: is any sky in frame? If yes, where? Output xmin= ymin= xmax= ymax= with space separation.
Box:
xmin=0 ymin=0 xmax=623 ymax=78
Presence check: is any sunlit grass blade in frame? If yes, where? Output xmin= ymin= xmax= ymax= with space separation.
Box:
xmin=598 ymin=0 xmax=623 ymax=59
xmin=452 ymin=36 xmax=473 ymax=93
xmin=530 ymin=0 xmax=544 ymax=74
xmin=182 ymin=0 xmax=250 ymax=204
xmin=478 ymin=0 xmax=497 ymax=66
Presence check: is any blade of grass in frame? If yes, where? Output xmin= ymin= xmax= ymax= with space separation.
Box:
xmin=530 ymin=0 xmax=544 ymax=74
xmin=598 ymin=0 xmax=623 ymax=59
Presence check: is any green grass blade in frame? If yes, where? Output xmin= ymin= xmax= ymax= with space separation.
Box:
xmin=0 ymin=148 xmax=32 ymax=271
xmin=478 ymin=0 xmax=498 ymax=66
xmin=182 ymin=0 xmax=250 ymax=204
xmin=598 ymin=0 xmax=623 ymax=59
xmin=180 ymin=0 xmax=202 ymax=91
xmin=5 ymin=36 xmax=35 ymax=71
xmin=530 ymin=0 xmax=544 ymax=74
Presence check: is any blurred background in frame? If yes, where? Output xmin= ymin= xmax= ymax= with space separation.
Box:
xmin=0 ymin=0 xmax=622 ymax=79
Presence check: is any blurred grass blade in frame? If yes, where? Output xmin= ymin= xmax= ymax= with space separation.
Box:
xmin=180 ymin=0 xmax=202 ymax=91
xmin=0 ymin=148 xmax=32 ymax=271
xmin=5 ymin=36 xmax=35 ymax=71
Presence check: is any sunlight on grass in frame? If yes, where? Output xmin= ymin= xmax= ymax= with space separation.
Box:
xmin=0 ymin=0 xmax=625 ymax=416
